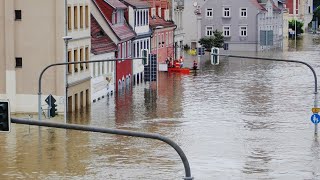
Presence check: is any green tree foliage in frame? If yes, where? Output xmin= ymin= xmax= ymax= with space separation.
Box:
xmin=199 ymin=30 xmax=224 ymax=50
xmin=314 ymin=6 xmax=320 ymax=21
xmin=289 ymin=20 xmax=304 ymax=35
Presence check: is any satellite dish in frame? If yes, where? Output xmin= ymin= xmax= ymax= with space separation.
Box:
xmin=193 ymin=2 xmax=198 ymax=7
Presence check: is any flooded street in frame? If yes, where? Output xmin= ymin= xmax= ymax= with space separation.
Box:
xmin=2 ymin=34 xmax=320 ymax=179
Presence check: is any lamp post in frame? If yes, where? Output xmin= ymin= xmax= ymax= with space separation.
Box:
xmin=154 ymin=26 xmax=164 ymax=96
xmin=193 ymin=3 xmax=202 ymax=68
xmin=63 ymin=36 xmax=72 ymax=123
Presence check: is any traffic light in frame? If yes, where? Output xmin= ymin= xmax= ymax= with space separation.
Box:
xmin=141 ymin=49 xmax=149 ymax=65
xmin=50 ymin=102 xmax=57 ymax=117
xmin=0 ymin=100 xmax=10 ymax=132
xmin=211 ymin=47 xmax=220 ymax=65
xmin=197 ymin=47 xmax=205 ymax=56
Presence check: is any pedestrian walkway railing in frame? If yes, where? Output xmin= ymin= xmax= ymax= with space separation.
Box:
xmin=11 ymin=118 xmax=194 ymax=180
xmin=213 ymin=53 xmax=318 ymax=135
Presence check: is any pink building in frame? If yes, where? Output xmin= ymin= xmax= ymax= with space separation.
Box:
xmin=144 ymin=0 xmax=176 ymax=63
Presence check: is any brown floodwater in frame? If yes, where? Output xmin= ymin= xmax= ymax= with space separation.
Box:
xmin=1 ymin=34 xmax=320 ymax=179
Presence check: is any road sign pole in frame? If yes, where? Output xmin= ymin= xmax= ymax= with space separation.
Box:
xmin=315 ymin=92 xmax=318 ymax=135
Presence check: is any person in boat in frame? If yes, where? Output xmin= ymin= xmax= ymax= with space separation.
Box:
xmin=173 ymin=59 xmax=179 ymax=68
xmin=193 ymin=60 xmax=198 ymax=70
xmin=165 ymin=57 xmax=170 ymax=67
xmin=179 ymin=56 xmax=184 ymax=68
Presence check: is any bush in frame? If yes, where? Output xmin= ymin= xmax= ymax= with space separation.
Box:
xmin=289 ymin=20 xmax=304 ymax=35
xmin=199 ymin=30 xmax=224 ymax=50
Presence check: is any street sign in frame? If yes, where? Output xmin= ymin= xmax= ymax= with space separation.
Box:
xmin=312 ymin=108 xmax=320 ymax=113
xmin=311 ymin=114 xmax=320 ymax=124
xmin=45 ymin=94 xmax=56 ymax=105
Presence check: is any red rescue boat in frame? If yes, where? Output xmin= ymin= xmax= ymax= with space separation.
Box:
xmin=167 ymin=61 xmax=190 ymax=74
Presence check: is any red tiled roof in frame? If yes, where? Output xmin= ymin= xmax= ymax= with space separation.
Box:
xmin=122 ymin=0 xmax=150 ymax=8
xmin=106 ymin=0 xmax=127 ymax=9
xmin=93 ymin=0 xmax=135 ymax=41
xmin=271 ymin=1 xmax=282 ymax=12
xmin=91 ymin=15 xmax=117 ymax=55
xmin=251 ymin=0 xmax=267 ymax=11
xmin=149 ymin=17 xmax=175 ymax=29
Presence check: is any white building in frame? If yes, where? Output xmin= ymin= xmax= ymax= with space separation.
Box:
xmin=90 ymin=15 xmax=116 ymax=102
xmin=172 ymin=0 xmax=185 ymax=59
xmin=123 ymin=0 xmax=152 ymax=85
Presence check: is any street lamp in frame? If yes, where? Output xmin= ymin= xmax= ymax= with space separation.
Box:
xmin=154 ymin=26 xmax=163 ymax=96
xmin=63 ymin=36 xmax=72 ymax=123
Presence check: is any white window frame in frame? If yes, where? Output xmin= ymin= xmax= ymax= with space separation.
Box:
xmin=223 ymin=25 xmax=230 ymax=37
xmin=206 ymin=26 xmax=213 ymax=36
xmin=151 ymin=8 xmax=156 ymax=18
xmin=239 ymin=26 xmax=248 ymax=37
xmin=158 ymin=7 xmax=162 ymax=17
xmin=166 ymin=32 xmax=169 ymax=47
xmin=240 ymin=8 xmax=247 ymax=18
xmin=223 ymin=7 xmax=231 ymax=17
xmin=206 ymin=8 xmax=213 ymax=18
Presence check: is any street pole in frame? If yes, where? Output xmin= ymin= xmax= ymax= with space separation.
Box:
xmin=63 ymin=38 xmax=71 ymax=123
xmin=195 ymin=8 xmax=202 ymax=68
xmin=315 ymin=92 xmax=318 ymax=134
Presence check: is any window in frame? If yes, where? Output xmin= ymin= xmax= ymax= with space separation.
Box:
xmin=223 ymin=7 xmax=230 ymax=17
xmin=166 ymin=32 xmax=169 ymax=47
xmin=127 ymin=41 xmax=131 ymax=57
xmin=137 ymin=41 xmax=140 ymax=57
xmin=239 ymin=26 xmax=247 ymax=37
xmin=146 ymin=10 xmax=149 ymax=24
xmin=134 ymin=11 xmax=137 ymax=26
xmin=80 ymin=6 xmax=83 ymax=28
xmin=161 ymin=33 xmax=164 ymax=47
xmin=15 ymin=57 xmax=22 ymax=68
xmin=68 ymin=51 xmax=72 ymax=73
xmin=68 ymin=7 xmax=72 ymax=30
xmin=122 ymin=42 xmax=126 ymax=58
xmin=117 ymin=10 xmax=124 ymax=24
xmin=74 ymin=6 xmax=78 ymax=29
xmin=80 ymin=48 xmax=84 ymax=70
xmin=133 ymin=42 xmax=136 ymax=57
xmin=206 ymin=26 xmax=213 ymax=36
xmin=74 ymin=49 xmax=78 ymax=72
xmin=206 ymin=8 xmax=213 ymax=17
xmin=151 ymin=8 xmax=156 ymax=18
xmin=240 ymin=8 xmax=247 ymax=18
xmin=15 ymin=10 xmax=22 ymax=20
xmin=223 ymin=26 xmax=230 ymax=37
xmin=85 ymin=5 xmax=89 ymax=28
xmin=85 ymin=47 xmax=89 ymax=69
xmin=137 ymin=11 xmax=140 ymax=26
xmin=158 ymin=7 xmax=161 ymax=17
xmin=140 ymin=10 xmax=143 ymax=26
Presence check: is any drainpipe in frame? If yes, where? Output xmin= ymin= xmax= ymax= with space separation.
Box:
xmin=256 ymin=10 xmax=262 ymax=52
xmin=173 ymin=24 xmax=177 ymax=60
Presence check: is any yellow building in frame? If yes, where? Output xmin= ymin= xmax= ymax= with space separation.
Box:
xmin=0 ymin=0 xmax=91 ymax=113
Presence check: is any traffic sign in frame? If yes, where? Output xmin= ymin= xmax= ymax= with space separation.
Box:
xmin=311 ymin=114 xmax=320 ymax=124
xmin=312 ymin=108 xmax=320 ymax=113
xmin=45 ymin=94 xmax=56 ymax=105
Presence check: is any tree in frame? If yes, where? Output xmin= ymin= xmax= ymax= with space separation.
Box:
xmin=199 ymin=30 xmax=224 ymax=50
xmin=212 ymin=30 xmax=224 ymax=48
xmin=288 ymin=20 xmax=304 ymax=35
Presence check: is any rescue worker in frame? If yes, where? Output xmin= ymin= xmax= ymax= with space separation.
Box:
xmin=193 ymin=60 xmax=198 ymax=70
xmin=179 ymin=56 xmax=184 ymax=68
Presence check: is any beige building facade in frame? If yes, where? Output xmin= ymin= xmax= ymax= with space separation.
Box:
xmin=0 ymin=0 xmax=91 ymax=113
